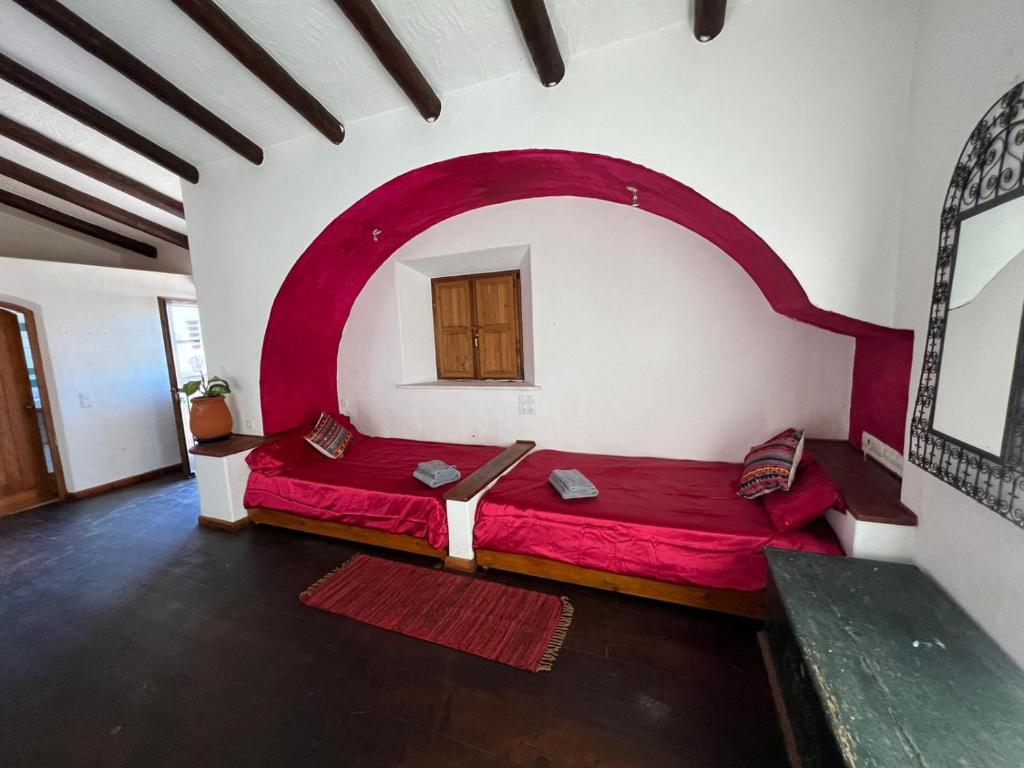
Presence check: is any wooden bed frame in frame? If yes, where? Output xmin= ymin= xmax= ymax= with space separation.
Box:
xmin=247 ymin=506 xmax=446 ymax=558
xmin=475 ymin=549 xmax=766 ymax=620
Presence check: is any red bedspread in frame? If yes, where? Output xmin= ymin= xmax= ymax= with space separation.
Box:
xmin=244 ymin=436 xmax=503 ymax=550
xmin=474 ymin=450 xmax=843 ymax=591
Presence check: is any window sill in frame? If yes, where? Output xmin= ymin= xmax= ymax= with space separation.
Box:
xmin=397 ymin=381 xmax=540 ymax=391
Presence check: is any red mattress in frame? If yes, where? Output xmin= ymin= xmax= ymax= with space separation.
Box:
xmin=474 ymin=450 xmax=843 ymax=591
xmin=244 ymin=433 xmax=503 ymax=550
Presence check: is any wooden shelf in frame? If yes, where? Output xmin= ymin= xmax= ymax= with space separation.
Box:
xmin=807 ymin=439 xmax=917 ymax=526
xmin=189 ymin=433 xmax=274 ymax=458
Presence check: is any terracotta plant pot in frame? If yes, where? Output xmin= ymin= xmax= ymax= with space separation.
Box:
xmin=189 ymin=395 xmax=233 ymax=443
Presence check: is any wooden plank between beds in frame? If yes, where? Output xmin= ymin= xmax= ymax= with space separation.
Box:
xmin=443 ymin=440 xmax=536 ymax=502
xmin=247 ymin=507 xmax=446 ymax=559
xmin=475 ymin=549 xmax=766 ymax=620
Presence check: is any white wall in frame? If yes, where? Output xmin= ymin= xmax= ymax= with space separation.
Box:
xmin=895 ymin=0 xmax=1024 ymax=666
xmin=183 ymin=0 xmax=918 ymax=434
xmin=0 ymin=257 xmax=195 ymax=492
xmin=340 ymin=198 xmax=854 ymax=459
xmin=175 ymin=0 xmax=1024 ymax=660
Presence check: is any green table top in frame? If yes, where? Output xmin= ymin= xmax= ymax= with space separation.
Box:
xmin=766 ymin=549 xmax=1024 ymax=768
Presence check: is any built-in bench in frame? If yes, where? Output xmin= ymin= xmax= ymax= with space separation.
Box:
xmin=807 ymin=440 xmax=916 ymax=561
xmin=191 ymin=433 xmax=275 ymax=531
xmin=760 ymin=548 xmax=1024 ymax=767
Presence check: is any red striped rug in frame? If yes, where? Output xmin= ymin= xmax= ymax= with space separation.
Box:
xmin=300 ymin=555 xmax=573 ymax=672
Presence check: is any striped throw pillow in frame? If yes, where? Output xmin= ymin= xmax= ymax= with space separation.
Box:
xmin=737 ymin=429 xmax=805 ymax=499
xmin=304 ymin=412 xmax=353 ymax=459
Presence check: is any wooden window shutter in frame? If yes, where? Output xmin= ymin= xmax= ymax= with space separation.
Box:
xmin=432 ymin=277 xmax=477 ymax=379
xmin=472 ymin=272 xmax=523 ymax=380
xmin=432 ymin=271 xmax=524 ymax=381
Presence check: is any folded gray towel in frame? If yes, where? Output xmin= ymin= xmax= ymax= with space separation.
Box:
xmin=418 ymin=459 xmax=457 ymax=478
xmin=413 ymin=466 xmax=461 ymax=488
xmin=550 ymin=469 xmax=596 ymax=492
xmin=549 ymin=469 xmax=598 ymax=500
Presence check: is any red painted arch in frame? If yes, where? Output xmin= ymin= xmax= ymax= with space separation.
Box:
xmin=260 ymin=149 xmax=911 ymax=434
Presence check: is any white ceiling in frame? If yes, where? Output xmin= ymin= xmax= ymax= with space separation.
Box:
xmin=0 ymin=0 xmax=707 ymax=267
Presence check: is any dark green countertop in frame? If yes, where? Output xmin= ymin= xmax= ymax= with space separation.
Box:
xmin=766 ymin=548 xmax=1024 ymax=768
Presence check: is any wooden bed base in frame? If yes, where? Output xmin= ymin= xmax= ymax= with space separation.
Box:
xmin=248 ymin=508 xmax=763 ymax=617
xmin=475 ymin=549 xmax=766 ymax=620
xmin=247 ymin=507 xmax=446 ymax=559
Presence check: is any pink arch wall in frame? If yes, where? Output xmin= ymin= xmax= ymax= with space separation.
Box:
xmin=260 ymin=149 xmax=912 ymax=443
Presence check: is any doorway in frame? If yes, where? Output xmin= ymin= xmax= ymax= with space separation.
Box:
xmin=0 ymin=302 xmax=64 ymax=516
xmin=158 ymin=298 xmax=208 ymax=477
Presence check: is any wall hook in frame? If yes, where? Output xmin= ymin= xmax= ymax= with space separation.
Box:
xmin=372 ymin=228 xmax=381 ymax=242
xmin=626 ymin=186 xmax=640 ymax=208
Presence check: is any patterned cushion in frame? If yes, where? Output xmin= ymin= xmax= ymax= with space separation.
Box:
xmin=304 ymin=412 xmax=353 ymax=459
xmin=737 ymin=429 xmax=805 ymax=499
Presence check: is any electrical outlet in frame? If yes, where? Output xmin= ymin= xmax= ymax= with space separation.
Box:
xmin=78 ymin=392 xmax=93 ymax=408
xmin=244 ymin=418 xmax=254 ymax=431
xmin=518 ymin=394 xmax=536 ymax=416
xmin=862 ymin=431 xmax=903 ymax=476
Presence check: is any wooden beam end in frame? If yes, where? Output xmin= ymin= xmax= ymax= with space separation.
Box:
xmin=694 ymin=0 xmax=728 ymax=42
xmin=422 ymin=101 xmax=442 ymax=123
xmin=510 ymin=0 xmax=565 ymax=89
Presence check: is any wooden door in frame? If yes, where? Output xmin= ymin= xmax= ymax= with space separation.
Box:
xmin=0 ymin=310 xmax=54 ymax=515
xmin=432 ymin=278 xmax=478 ymax=379
xmin=159 ymin=298 xmax=206 ymax=477
xmin=473 ymin=272 xmax=523 ymax=379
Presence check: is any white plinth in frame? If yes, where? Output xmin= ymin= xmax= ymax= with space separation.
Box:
xmin=195 ymin=450 xmax=253 ymax=524
xmin=826 ymin=507 xmax=916 ymax=562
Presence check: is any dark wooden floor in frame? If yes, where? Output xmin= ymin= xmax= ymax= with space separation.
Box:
xmin=0 ymin=477 xmax=786 ymax=767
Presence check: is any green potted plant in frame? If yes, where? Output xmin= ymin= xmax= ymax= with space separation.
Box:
xmin=181 ymin=375 xmax=233 ymax=443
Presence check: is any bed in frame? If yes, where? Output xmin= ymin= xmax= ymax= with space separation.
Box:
xmin=243 ymin=416 xmax=511 ymax=558
xmin=473 ymin=449 xmax=844 ymax=618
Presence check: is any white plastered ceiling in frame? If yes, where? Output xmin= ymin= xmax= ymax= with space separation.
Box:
xmin=0 ymin=0 xmax=748 ymax=271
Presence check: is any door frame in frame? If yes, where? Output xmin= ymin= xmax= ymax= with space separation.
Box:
xmin=158 ymin=297 xmax=198 ymax=478
xmin=0 ymin=300 xmax=67 ymax=500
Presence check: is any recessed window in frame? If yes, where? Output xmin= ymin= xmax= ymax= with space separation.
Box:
xmin=431 ymin=270 xmax=524 ymax=381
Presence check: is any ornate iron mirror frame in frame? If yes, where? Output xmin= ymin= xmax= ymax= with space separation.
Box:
xmin=910 ymin=81 xmax=1024 ymax=530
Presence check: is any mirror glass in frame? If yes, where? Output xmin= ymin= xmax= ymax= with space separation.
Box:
xmin=932 ymin=195 xmax=1024 ymax=456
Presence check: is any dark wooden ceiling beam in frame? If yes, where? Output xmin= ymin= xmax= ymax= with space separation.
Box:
xmin=331 ymin=0 xmax=441 ymax=122
xmin=510 ymin=0 xmax=564 ymax=87
xmin=11 ymin=0 xmax=263 ymax=165
xmin=0 ymin=188 xmax=157 ymax=257
xmin=0 ymin=53 xmax=199 ymax=183
xmin=0 ymin=156 xmax=188 ymax=249
xmin=694 ymin=0 xmax=727 ymax=42
xmin=171 ymin=0 xmax=344 ymax=144
xmin=0 ymin=114 xmax=185 ymax=217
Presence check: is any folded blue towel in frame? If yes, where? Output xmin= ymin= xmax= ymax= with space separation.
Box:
xmin=413 ymin=461 xmax=461 ymax=488
xmin=549 ymin=469 xmax=598 ymax=500
xmin=418 ymin=459 xmax=456 ymax=478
